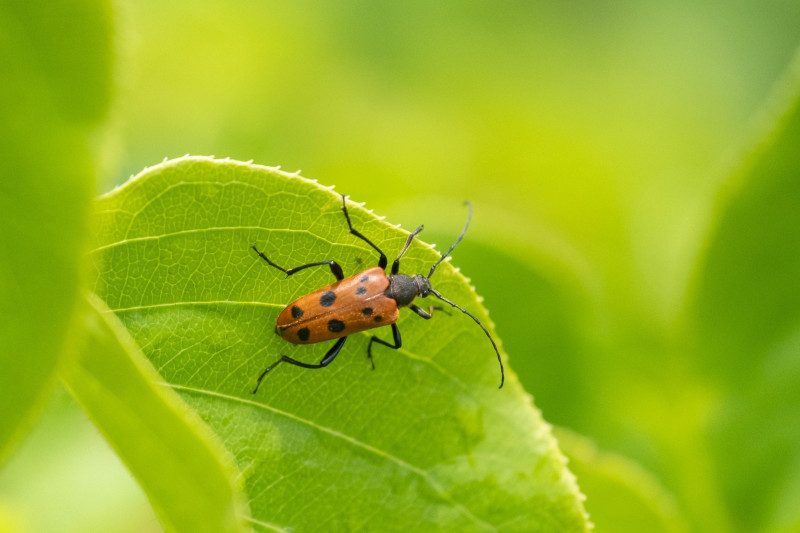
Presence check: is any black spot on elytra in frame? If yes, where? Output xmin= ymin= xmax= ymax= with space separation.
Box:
xmin=298 ymin=327 xmax=310 ymax=341
xmin=291 ymin=305 xmax=304 ymax=318
xmin=356 ymin=286 xmax=367 ymax=296
xmin=360 ymin=275 xmax=369 ymax=283
xmin=374 ymin=315 xmax=383 ymax=322
xmin=320 ymin=291 xmax=336 ymax=307
xmin=327 ymin=319 xmax=345 ymax=333
xmin=362 ymin=307 xmax=373 ymax=316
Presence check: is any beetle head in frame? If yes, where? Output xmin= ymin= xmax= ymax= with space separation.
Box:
xmin=414 ymin=274 xmax=433 ymax=297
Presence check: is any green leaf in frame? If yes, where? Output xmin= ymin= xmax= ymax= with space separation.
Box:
xmin=91 ymin=156 xmax=590 ymax=532
xmin=556 ymin=428 xmax=689 ymax=533
xmin=0 ymin=501 xmax=22 ymax=533
xmin=63 ymin=293 xmax=250 ymax=533
xmin=690 ymin=49 xmax=800 ymax=381
xmin=688 ymin=50 xmax=800 ymax=531
xmin=0 ymin=0 xmax=113 ymax=461
xmin=0 ymin=387 xmax=160 ymax=533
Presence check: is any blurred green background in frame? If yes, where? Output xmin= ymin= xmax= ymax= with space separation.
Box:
xmin=2 ymin=0 xmax=800 ymax=531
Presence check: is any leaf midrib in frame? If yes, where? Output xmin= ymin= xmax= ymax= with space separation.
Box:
xmin=108 ymin=300 xmax=474 ymax=393
xmin=166 ymin=382 xmax=498 ymax=533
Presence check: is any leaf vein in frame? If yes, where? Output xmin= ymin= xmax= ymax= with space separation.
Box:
xmin=243 ymin=516 xmax=290 ymax=532
xmin=165 ymin=383 xmax=497 ymax=532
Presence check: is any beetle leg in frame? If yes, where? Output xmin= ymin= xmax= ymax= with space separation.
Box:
xmin=366 ymin=323 xmax=402 ymax=370
xmin=252 ymin=337 xmax=348 ymax=394
xmin=340 ymin=195 xmax=388 ymax=270
xmin=409 ymin=303 xmax=432 ymax=319
xmin=391 ymin=225 xmax=424 ymax=274
xmin=409 ymin=304 xmax=450 ymax=319
xmin=319 ymin=336 xmax=348 ymax=366
xmin=252 ymin=245 xmax=344 ymax=281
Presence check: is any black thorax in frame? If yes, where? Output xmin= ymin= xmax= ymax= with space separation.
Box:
xmin=385 ymin=274 xmax=432 ymax=307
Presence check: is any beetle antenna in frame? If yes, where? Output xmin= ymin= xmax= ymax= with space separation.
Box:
xmin=427 ymin=201 xmax=472 ymax=280
xmin=430 ymin=288 xmax=504 ymax=388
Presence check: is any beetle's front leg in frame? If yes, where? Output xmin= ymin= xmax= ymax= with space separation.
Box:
xmin=409 ymin=304 xmax=449 ymax=319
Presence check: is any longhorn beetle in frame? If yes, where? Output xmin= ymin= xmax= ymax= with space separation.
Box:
xmin=250 ymin=194 xmax=504 ymax=392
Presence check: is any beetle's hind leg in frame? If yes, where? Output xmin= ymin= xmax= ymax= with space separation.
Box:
xmin=252 ymin=337 xmax=347 ymax=393
xmin=340 ymin=195 xmax=388 ymax=270
xmin=366 ymin=323 xmax=402 ymax=370
xmin=252 ymin=244 xmax=344 ymax=281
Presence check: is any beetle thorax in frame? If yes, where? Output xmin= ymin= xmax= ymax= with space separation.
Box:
xmin=385 ymin=274 xmax=432 ymax=307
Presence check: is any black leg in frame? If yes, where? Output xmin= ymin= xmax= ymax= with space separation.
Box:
xmin=409 ymin=304 xmax=432 ymax=319
xmin=366 ymin=323 xmax=402 ymax=370
xmin=252 ymin=337 xmax=347 ymax=393
xmin=409 ymin=304 xmax=450 ymax=319
xmin=340 ymin=195 xmax=388 ymax=270
xmin=391 ymin=225 xmax=424 ymax=274
xmin=252 ymin=244 xmax=344 ymax=281
xmin=318 ymin=336 xmax=348 ymax=366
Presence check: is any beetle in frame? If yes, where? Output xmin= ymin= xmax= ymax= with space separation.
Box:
xmin=250 ymin=194 xmax=504 ymax=392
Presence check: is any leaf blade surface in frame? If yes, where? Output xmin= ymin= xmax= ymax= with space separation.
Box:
xmin=92 ymin=156 xmax=589 ymax=532
xmin=64 ymin=293 xmax=251 ymax=533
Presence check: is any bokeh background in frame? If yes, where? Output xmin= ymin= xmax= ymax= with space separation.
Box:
xmin=2 ymin=1 xmax=800 ymax=531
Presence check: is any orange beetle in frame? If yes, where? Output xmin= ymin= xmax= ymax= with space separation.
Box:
xmin=251 ymin=195 xmax=503 ymax=392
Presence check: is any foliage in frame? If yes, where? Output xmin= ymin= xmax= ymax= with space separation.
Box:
xmin=89 ymin=156 xmax=589 ymax=531
xmin=2 ymin=1 xmax=800 ymax=532
xmin=0 ymin=0 xmax=110 ymax=463
xmin=63 ymin=294 xmax=249 ymax=533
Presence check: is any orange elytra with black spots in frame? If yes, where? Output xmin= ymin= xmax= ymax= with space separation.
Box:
xmin=276 ymin=266 xmax=398 ymax=344
xmin=250 ymin=194 xmax=504 ymax=393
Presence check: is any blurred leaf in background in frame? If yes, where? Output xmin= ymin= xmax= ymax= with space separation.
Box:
xmin=688 ymin=54 xmax=800 ymax=533
xmin=1 ymin=2 xmax=250 ymax=532
xmin=0 ymin=1 xmax=163 ymax=530
xmin=2 ymin=0 xmax=800 ymax=531
xmin=556 ymin=427 xmax=689 ymax=533
xmin=0 ymin=389 xmax=159 ymax=533
xmin=0 ymin=0 xmax=112 ymax=461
